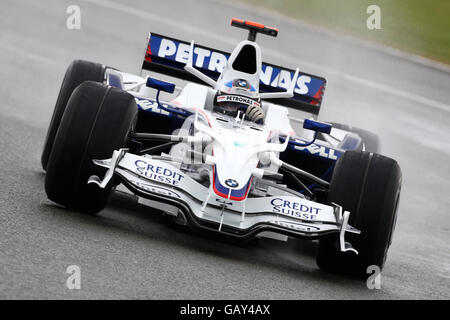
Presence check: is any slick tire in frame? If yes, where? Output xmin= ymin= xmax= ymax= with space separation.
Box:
xmin=316 ymin=151 xmax=402 ymax=278
xmin=41 ymin=60 xmax=106 ymax=170
xmin=45 ymin=81 xmax=137 ymax=214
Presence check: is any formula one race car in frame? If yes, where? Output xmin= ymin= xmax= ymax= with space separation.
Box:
xmin=42 ymin=19 xmax=402 ymax=277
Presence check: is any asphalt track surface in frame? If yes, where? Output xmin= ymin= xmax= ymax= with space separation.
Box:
xmin=0 ymin=0 xmax=449 ymax=299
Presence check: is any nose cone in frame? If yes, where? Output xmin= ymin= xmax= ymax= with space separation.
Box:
xmin=212 ymin=166 xmax=253 ymax=201
xmin=210 ymin=133 xmax=258 ymax=201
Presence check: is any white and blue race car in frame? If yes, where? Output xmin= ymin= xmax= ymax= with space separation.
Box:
xmin=42 ymin=19 xmax=402 ymax=277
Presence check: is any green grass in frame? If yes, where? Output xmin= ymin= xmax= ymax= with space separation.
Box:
xmin=241 ymin=0 xmax=450 ymax=64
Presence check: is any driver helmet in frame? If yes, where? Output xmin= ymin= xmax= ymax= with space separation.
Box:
xmin=214 ymin=79 xmax=264 ymax=123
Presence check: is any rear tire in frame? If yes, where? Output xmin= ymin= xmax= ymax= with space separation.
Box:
xmin=45 ymin=81 xmax=137 ymax=214
xmin=316 ymin=151 xmax=402 ymax=277
xmin=330 ymin=122 xmax=380 ymax=153
xmin=41 ymin=60 xmax=106 ymax=171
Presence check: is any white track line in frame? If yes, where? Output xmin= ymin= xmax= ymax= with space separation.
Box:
xmin=81 ymin=0 xmax=450 ymax=113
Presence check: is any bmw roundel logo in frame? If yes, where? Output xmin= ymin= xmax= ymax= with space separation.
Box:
xmin=225 ymin=179 xmax=239 ymax=188
xmin=237 ymin=79 xmax=247 ymax=87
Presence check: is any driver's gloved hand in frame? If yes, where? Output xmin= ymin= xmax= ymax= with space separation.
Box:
xmin=245 ymin=104 xmax=265 ymax=124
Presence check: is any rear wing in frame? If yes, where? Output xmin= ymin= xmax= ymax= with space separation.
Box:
xmin=142 ymin=33 xmax=326 ymax=115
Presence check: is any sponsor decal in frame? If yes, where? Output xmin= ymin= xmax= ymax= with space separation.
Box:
xmin=135 ymin=160 xmax=184 ymax=186
xmin=260 ymin=66 xmax=312 ymax=95
xmin=271 ymin=220 xmax=321 ymax=232
xmin=225 ymin=179 xmax=239 ymax=188
xmin=157 ymin=38 xmax=227 ymax=73
xmin=271 ymin=198 xmax=321 ymax=220
xmin=135 ymin=97 xmax=170 ymax=115
xmin=149 ymin=35 xmax=325 ymax=99
xmin=293 ymin=143 xmax=340 ymax=160
xmin=216 ymin=95 xmax=260 ymax=108
xmin=132 ymin=180 xmax=181 ymax=198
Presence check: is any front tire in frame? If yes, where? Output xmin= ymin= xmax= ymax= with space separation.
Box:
xmin=45 ymin=81 xmax=137 ymax=214
xmin=41 ymin=60 xmax=106 ymax=170
xmin=316 ymin=151 xmax=402 ymax=277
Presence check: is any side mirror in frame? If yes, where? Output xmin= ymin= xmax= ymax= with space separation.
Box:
xmin=145 ymin=77 xmax=191 ymax=117
xmin=146 ymin=77 xmax=175 ymax=93
xmin=303 ymin=119 xmax=332 ymax=134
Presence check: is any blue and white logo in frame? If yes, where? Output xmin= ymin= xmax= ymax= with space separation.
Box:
xmin=225 ymin=179 xmax=239 ymax=188
xmin=238 ymin=80 xmax=247 ymax=87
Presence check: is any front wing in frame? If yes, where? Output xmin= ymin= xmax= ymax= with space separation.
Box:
xmin=88 ymin=149 xmax=360 ymax=250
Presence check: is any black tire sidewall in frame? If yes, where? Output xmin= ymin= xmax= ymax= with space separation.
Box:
xmin=317 ymin=151 xmax=402 ymax=276
xmin=41 ymin=60 xmax=105 ymax=170
xmin=45 ymin=81 xmax=137 ymax=214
